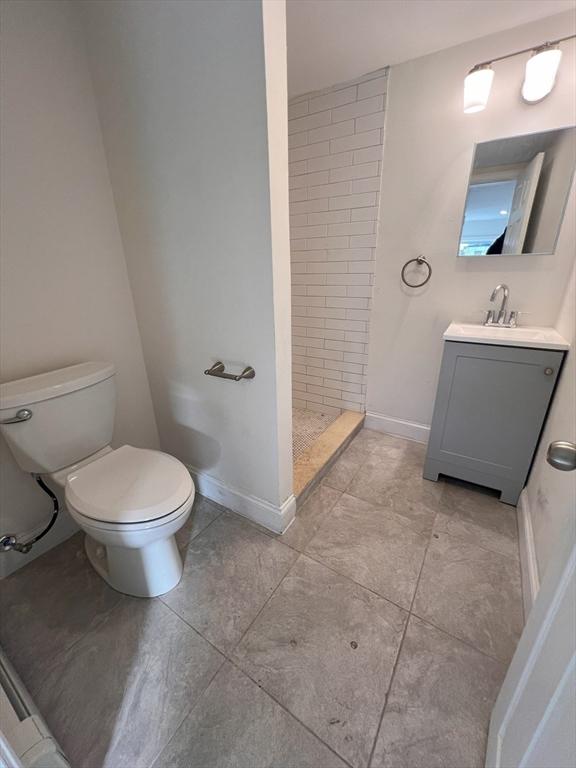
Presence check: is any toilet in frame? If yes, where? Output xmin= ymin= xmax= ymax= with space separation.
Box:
xmin=0 ymin=362 xmax=194 ymax=598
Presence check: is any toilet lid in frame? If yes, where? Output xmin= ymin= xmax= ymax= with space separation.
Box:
xmin=65 ymin=445 xmax=193 ymax=524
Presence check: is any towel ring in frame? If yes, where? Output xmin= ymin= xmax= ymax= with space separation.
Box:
xmin=401 ymin=255 xmax=432 ymax=288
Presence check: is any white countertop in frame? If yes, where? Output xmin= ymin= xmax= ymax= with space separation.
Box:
xmin=444 ymin=323 xmax=570 ymax=351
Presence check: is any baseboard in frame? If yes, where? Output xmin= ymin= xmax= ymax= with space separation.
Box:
xmin=517 ymin=489 xmax=540 ymax=620
xmin=186 ymin=465 xmax=296 ymax=535
xmin=364 ymin=411 xmax=430 ymax=444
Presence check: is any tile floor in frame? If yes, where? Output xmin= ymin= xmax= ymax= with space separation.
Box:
xmin=0 ymin=430 xmax=523 ymax=768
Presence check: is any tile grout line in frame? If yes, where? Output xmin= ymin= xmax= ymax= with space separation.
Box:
xmin=366 ymin=510 xmax=438 ymax=768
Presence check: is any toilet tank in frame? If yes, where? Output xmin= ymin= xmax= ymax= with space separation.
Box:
xmin=0 ymin=363 xmax=116 ymax=473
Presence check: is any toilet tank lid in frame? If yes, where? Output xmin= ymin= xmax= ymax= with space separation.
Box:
xmin=0 ymin=362 xmax=115 ymax=410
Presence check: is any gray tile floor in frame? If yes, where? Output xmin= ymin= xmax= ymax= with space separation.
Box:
xmin=0 ymin=430 xmax=523 ymax=768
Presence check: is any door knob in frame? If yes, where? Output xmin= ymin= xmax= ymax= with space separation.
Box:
xmin=546 ymin=441 xmax=576 ymax=472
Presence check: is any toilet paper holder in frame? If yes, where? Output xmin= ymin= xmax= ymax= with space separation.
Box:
xmin=204 ymin=361 xmax=256 ymax=381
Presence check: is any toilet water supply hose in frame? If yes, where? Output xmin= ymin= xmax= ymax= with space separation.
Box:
xmin=0 ymin=476 xmax=60 ymax=554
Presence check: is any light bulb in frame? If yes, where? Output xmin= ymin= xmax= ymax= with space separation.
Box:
xmin=522 ymin=46 xmax=562 ymax=103
xmin=464 ymin=65 xmax=494 ymax=113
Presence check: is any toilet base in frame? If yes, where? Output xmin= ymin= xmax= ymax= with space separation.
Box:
xmin=84 ymin=533 xmax=184 ymax=598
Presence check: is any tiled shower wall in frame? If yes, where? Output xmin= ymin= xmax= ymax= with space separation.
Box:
xmin=289 ymin=68 xmax=388 ymax=415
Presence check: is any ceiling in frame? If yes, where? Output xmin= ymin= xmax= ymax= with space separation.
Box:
xmin=286 ymin=0 xmax=576 ymax=96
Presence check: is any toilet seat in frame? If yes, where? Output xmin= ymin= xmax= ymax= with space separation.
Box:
xmin=65 ymin=445 xmax=193 ymax=525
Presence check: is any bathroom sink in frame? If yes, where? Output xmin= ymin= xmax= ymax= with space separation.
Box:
xmin=444 ymin=323 xmax=569 ymax=350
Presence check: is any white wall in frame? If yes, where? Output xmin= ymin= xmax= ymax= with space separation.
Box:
xmin=524 ymin=262 xmax=576 ymax=585
xmin=288 ymin=70 xmax=388 ymax=415
xmin=0 ymin=0 xmax=159 ymax=576
xmin=79 ymin=0 xmax=294 ymax=529
xmin=366 ymin=11 xmax=576 ymax=440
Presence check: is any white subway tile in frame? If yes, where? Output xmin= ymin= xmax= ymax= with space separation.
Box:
xmin=329 ymin=192 xmax=377 ymax=210
xmin=311 ymin=348 xmax=344 ymax=361
xmin=351 ymin=178 xmax=380 ymax=194
xmin=350 ymin=233 xmax=378 ymax=247
xmin=326 ymin=247 xmax=374 ymax=260
xmin=293 ymin=315 xmax=325 ymax=327
xmin=291 ymin=238 xmax=308 ymax=250
xmin=293 ymin=354 xmax=308 ymax=365
xmin=288 ymin=110 xmax=331 ymax=135
xmin=358 ymin=75 xmax=388 ymax=99
xmin=308 ymin=181 xmax=352 ymax=199
xmin=306 ymin=327 xmax=345 ymax=340
xmin=309 ymin=120 xmax=354 ymax=144
xmin=289 ymin=188 xmax=307 ymax=203
xmin=307 ymin=285 xmax=347 ymax=297
xmin=342 ymin=371 xmax=364 ymax=384
xmin=288 ymin=100 xmax=309 ymax=120
xmin=292 ymin=285 xmax=306 ymax=295
xmin=291 ymin=262 xmax=307 ymax=273
xmin=305 ymin=401 xmax=342 ymax=416
xmin=290 ymin=199 xmax=329 ymax=215
xmin=348 ymin=260 xmax=376 ymax=272
xmin=355 ymin=111 xmax=385 ymax=133
xmin=306 ymin=261 xmax=348 ymax=273
xmin=306 ymin=307 xmax=347 ymax=319
xmin=325 ymin=339 xmax=366 ymax=353
xmin=325 ymin=319 xmax=367 ymax=332
xmin=344 ymin=352 xmax=369 ymax=365
xmin=308 ymin=384 xmax=344 ymax=399
xmin=351 ymin=206 xmax=379 ymax=221
xmin=291 ymin=272 xmax=326 ymax=285
xmin=345 ymin=331 xmax=369 ymax=343
xmin=291 ymin=250 xmax=329 ymax=261
xmin=294 ymin=335 xmax=325 ymax=348
xmin=346 ymin=309 xmax=370 ymax=321
xmin=324 ymin=359 xmax=364 ymax=374
xmin=304 ymin=236 xmax=349 ymax=250
xmin=292 ymin=345 xmax=306 ymax=356
xmin=324 ymin=397 xmax=362 ymax=411
xmin=289 ymin=142 xmax=330 ymax=162
xmin=290 ymin=214 xmax=308 ymax=227
xmin=308 ymin=85 xmax=357 ymax=113
xmin=308 ymin=366 xmax=342 ymax=381
xmin=292 ymin=295 xmax=326 ymax=306
xmin=326 ymin=273 xmax=371 ymax=285
xmin=294 ymin=373 xmax=324 ymax=386
xmin=331 ymin=95 xmax=383 ymax=123
xmin=329 ymin=162 xmax=379 ymax=182
xmin=288 ymin=131 xmax=308 ymax=149
xmin=307 ymin=210 xmax=351 ymax=225
xmin=339 ymin=380 xmax=363 ymax=394
xmin=353 ymin=146 xmax=383 ymax=164
xmin=293 ymin=397 xmax=307 ymax=409
xmin=308 ymin=151 xmax=353 ymax=172
xmin=304 ymin=391 xmax=324 ymax=404
xmin=290 ymin=224 xmax=328 ymax=239
xmin=347 ymin=285 xmax=373 ymax=298
xmin=289 ymin=160 xmax=308 ymax=176
xmin=330 ymin=129 xmax=381 ymax=154
xmin=326 ymin=297 xmax=369 ymax=309
xmin=289 ymin=170 xmax=330 ymax=190
xmin=327 ymin=221 xmax=375 ymax=236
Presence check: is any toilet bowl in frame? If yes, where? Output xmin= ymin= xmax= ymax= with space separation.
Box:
xmin=60 ymin=445 xmax=194 ymax=598
xmin=0 ymin=362 xmax=195 ymax=599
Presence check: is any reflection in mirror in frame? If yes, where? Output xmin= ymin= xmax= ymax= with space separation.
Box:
xmin=458 ymin=127 xmax=576 ymax=257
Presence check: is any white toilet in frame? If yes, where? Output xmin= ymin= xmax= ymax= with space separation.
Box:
xmin=0 ymin=362 xmax=194 ymax=598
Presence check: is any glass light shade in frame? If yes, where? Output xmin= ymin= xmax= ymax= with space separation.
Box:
xmin=463 ymin=66 xmax=494 ymax=113
xmin=522 ymin=47 xmax=562 ymax=103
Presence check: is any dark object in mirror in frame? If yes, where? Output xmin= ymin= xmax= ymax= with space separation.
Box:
xmin=458 ymin=127 xmax=575 ymax=257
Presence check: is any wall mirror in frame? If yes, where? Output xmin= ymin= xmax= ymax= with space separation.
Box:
xmin=458 ymin=126 xmax=575 ymax=257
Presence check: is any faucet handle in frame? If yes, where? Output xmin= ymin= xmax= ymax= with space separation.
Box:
xmin=484 ymin=309 xmax=495 ymax=326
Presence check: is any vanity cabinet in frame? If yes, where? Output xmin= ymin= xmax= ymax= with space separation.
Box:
xmin=423 ymin=341 xmax=565 ymax=505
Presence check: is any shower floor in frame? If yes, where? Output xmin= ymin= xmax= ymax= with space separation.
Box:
xmin=292 ymin=407 xmax=338 ymax=461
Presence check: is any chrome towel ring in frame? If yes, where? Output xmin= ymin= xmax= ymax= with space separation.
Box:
xmin=401 ymin=255 xmax=432 ymax=288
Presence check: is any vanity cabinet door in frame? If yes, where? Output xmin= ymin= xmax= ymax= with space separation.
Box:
xmin=424 ymin=342 xmax=564 ymax=504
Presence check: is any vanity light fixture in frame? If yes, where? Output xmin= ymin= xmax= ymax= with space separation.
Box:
xmin=464 ymin=34 xmax=575 ymax=113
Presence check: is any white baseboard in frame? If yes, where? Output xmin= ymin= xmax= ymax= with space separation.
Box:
xmin=517 ymin=489 xmax=540 ymax=620
xmin=187 ymin=465 xmax=296 ymax=534
xmin=364 ymin=411 xmax=430 ymax=444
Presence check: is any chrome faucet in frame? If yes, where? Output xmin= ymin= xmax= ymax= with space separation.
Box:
xmin=484 ymin=284 xmax=518 ymax=327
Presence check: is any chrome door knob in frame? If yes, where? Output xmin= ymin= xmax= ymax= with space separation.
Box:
xmin=547 ymin=441 xmax=576 ymax=472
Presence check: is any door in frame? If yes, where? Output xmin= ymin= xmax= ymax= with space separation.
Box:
xmin=486 ymin=441 xmax=576 ymax=768
xmin=502 ymin=152 xmax=544 ymax=254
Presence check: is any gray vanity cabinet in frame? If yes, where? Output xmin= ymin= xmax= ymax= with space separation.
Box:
xmin=423 ymin=341 xmax=565 ymax=505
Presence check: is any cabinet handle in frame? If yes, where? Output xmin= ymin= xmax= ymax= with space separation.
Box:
xmin=544 ymin=367 xmax=554 ymax=376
